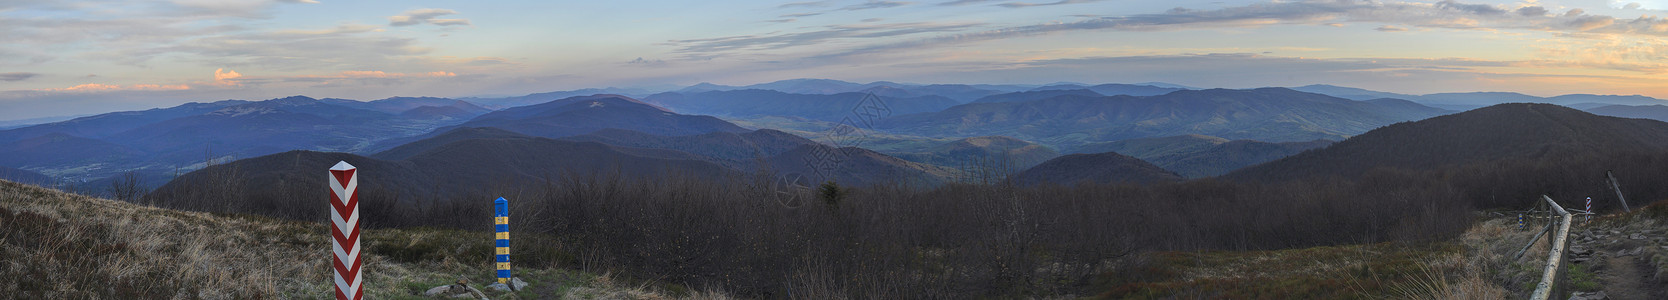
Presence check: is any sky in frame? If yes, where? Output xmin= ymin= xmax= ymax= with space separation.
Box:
xmin=3 ymin=0 xmax=1668 ymax=120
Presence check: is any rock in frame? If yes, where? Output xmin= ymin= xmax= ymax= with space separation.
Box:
xmin=1631 ymin=233 xmax=1647 ymax=240
xmin=1611 ymin=230 xmax=1622 ymax=235
xmin=513 ymin=277 xmax=529 ymax=291
xmin=424 ymin=286 xmax=453 ymax=296
xmin=425 ymin=279 xmax=490 ymax=299
xmin=1568 ymin=290 xmax=1608 ymax=300
xmin=1571 ymin=257 xmax=1590 ymax=264
xmin=486 ymin=277 xmax=531 ymax=292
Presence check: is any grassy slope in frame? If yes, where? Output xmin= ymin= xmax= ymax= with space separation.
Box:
xmin=0 ymin=179 xmax=722 ymax=299
xmin=1096 ymin=220 xmax=1528 ymax=299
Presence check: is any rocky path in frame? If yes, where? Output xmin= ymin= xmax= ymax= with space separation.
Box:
xmin=1567 ymin=226 xmax=1667 ymax=300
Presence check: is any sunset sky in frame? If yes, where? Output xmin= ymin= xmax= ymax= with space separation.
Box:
xmin=3 ymin=0 xmax=1668 ymax=120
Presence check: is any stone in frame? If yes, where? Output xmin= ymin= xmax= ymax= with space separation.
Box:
xmin=1631 ymin=233 xmax=1647 ymax=240
xmin=486 ymin=277 xmax=531 ymax=292
xmin=1568 ymin=290 xmax=1608 ymax=300
xmin=424 ymin=279 xmax=490 ymax=299
xmin=424 ymin=286 xmax=453 ymax=296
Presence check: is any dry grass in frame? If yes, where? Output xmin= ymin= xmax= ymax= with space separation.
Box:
xmin=0 ymin=180 xmax=718 ymax=299
xmin=1095 ymin=218 xmax=1522 ymax=299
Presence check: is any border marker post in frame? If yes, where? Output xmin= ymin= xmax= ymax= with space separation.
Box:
xmin=329 ymin=161 xmax=363 ymax=300
xmin=495 ymin=197 xmax=511 ymax=286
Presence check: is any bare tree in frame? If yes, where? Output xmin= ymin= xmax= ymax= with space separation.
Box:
xmin=107 ymin=171 xmax=146 ymax=202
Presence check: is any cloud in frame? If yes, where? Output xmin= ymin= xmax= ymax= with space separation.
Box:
xmin=0 ymin=72 xmax=40 ymax=82
xmin=389 ymin=8 xmax=471 ymax=27
xmin=34 ymin=83 xmax=191 ymax=92
xmin=1376 ymin=25 xmax=1408 ymax=32
xmin=112 ymin=24 xmax=432 ymax=71
xmin=939 ymin=0 xmax=998 ymax=5
xmin=842 ymin=1 xmax=911 ymax=11
xmin=627 ymin=57 xmax=667 ymax=66
xmin=277 ymin=0 xmax=320 ymax=3
xmin=214 ymin=68 xmax=243 ymax=85
xmin=781 ymin=12 xmax=824 ymax=17
xmin=1517 ymin=6 xmax=1548 ymax=17
xmin=666 ymin=21 xmax=981 ymax=55
xmin=790 ymin=0 xmax=1668 ymax=60
xmin=997 ymin=0 xmax=1103 ymax=8
xmin=779 ymin=1 xmax=836 ymax=8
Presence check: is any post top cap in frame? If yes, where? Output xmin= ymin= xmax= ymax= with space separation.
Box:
xmin=495 ymin=197 xmax=507 ymax=203
xmin=330 ymin=161 xmax=356 ymax=171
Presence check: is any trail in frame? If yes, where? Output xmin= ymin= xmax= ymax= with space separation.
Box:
xmin=1572 ymin=226 xmax=1666 ymax=300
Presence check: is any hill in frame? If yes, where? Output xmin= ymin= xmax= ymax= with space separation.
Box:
xmin=643 ymin=89 xmax=959 ymax=122
xmin=0 ymin=100 xmax=248 ymax=144
xmin=152 ymin=137 xmax=740 ymax=211
xmin=322 ymin=96 xmax=489 ymax=116
xmin=0 ymin=95 xmax=481 ymax=183
xmin=1008 ymin=152 xmax=1183 ymax=186
xmin=893 ymin=136 xmax=1060 ymax=171
xmin=551 ymin=127 xmax=955 ymax=186
xmin=560 ymin=128 xmax=816 ymax=168
xmin=371 ymin=127 xmax=532 ymax=160
xmin=1070 ymin=134 xmax=1229 ymax=157
xmin=876 ymin=87 xmax=1448 ymax=150
xmin=1292 ymin=84 xmax=1668 ymax=109
xmin=971 ymin=89 xmax=1103 ymax=103
xmin=1150 ymin=139 xmax=1333 ymax=178
xmin=763 ymin=144 xmax=960 ymax=186
xmin=438 ymin=94 xmax=745 ymax=139
xmin=1289 ymin=84 xmax=1413 ymax=101
xmin=1226 ymin=103 xmax=1668 ymax=182
xmin=0 ymin=179 xmax=698 ymax=298
xmin=1030 ymin=83 xmax=1184 ymax=97
xmin=0 ymin=166 xmax=50 ymax=185
xmin=461 ymin=87 xmax=660 ymax=108
xmin=0 ymin=132 xmax=144 ymax=170
xmin=1584 ymin=104 xmax=1668 ymax=122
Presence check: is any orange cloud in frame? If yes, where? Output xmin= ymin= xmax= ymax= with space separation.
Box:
xmin=215 ymin=68 xmax=243 ymax=85
xmin=37 ymin=83 xmax=191 ymax=92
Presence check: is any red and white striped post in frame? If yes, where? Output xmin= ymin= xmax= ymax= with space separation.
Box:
xmin=329 ymin=161 xmax=363 ymax=300
xmin=1585 ymin=197 xmax=1593 ymax=222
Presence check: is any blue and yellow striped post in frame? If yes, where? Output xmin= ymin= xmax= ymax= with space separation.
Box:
xmin=494 ymin=197 xmax=511 ymax=285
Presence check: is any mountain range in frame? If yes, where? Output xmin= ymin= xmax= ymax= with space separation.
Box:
xmin=0 ymin=96 xmax=490 ymax=182
xmin=1225 ymin=103 xmax=1668 ymax=182
xmin=1292 ymin=84 xmax=1668 ymax=110
xmin=1009 ymin=152 xmax=1183 ymax=186
xmin=874 ymin=87 xmax=1448 ymax=150
xmin=642 ymin=89 xmax=960 ymax=122
xmin=1073 ymin=134 xmax=1333 ymax=178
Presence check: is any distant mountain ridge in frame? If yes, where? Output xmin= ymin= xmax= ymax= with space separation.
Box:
xmin=1292 ymin=84 xmax=1668 ymax=109
xmin=0 ymin=95 xmax=487 ymax=183
xmin=1225 ymin=103 xmax=1668 ymax=182
xmin=387 ymin=94 xmax=747 ymax=147
xmin=643 ymin=89 xmax=960 ymax=122
xmin=1583 ymin=104 xmax=1668 ymax=123
xmin=1071 ymin=134 xmax=1332 ymax=178
xmin=876 ymin=87 xmax=1448 ymax=150
xmin=1009 ymin=152 xmax=1183 ymax=186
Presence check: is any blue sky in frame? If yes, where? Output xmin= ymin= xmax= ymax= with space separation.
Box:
xmin=3 ymin=0 xmax=1668 ymax=120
